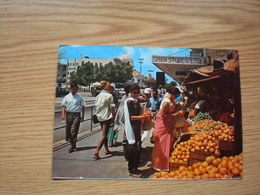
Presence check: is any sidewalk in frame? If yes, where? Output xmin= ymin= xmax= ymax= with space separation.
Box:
xmin=52 ymin=126 xmax=156 ymax=179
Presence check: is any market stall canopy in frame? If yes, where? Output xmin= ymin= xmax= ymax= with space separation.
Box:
xmin=182 ymin=55 xmax=240 ymax=85
xmin=182 ymin=68 xmax=227 ymax=85
xmin=152 ymin=55 xmax=205 ymax=83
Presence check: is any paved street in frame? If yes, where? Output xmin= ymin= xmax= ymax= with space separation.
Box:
xmin=52 ymin=126 xmax=156 ymax=179
xmin=52 ymin=92 xmax=156 ymax=179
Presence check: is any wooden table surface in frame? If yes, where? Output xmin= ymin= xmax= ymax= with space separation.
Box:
xmin=0 ymin=0 xmax=260 ymax=194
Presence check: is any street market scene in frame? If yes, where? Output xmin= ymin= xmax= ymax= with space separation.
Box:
xmin=52 ymin=46 xmax=242 ymax=180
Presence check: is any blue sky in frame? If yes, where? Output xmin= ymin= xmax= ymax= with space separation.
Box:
xmin=58 ymin=45 xmax=191 ymax=84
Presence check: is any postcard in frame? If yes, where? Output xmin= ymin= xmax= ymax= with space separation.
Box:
xmin=52 ymin=45 xmax=242 ymax=180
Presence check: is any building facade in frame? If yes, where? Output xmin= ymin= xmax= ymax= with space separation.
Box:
xmin=65 ymin=53 xmax=133 ymax=86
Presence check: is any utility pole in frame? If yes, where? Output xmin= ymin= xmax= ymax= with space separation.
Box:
xmin=138 ymin=58 xmax=144 ymax=86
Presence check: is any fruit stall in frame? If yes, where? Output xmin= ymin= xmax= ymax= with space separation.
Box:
xmin=151 ymin=120 xmax=243 ymax=179
xmin=151 ymin=54 xmax=243 ymax=179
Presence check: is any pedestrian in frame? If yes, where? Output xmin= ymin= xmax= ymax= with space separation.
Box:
xmin=152 ymin=86 xmax=184 ymax=171
xmin=145 ymin=87 xmax=162 ymax=143
xmin=61 ymin=83 xmax=85 ymax=153
xmin=107 ymin=85 xmax=119 ymax=147
xmin=124 ymin=84 xmax=152 ymax=178
xmin=93 ymin=81 xmax=116 ymax=160
xmin=149 ymin=87 xmax=162 ymax=113
xmin=113 ymin=84 xmax=131 ymax=160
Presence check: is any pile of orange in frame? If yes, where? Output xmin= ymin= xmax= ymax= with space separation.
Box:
xmin=188 ymin=120 xmax=219 ymax=134
xmin=152 ymin=153 xmax=243 ymax=179
xmin=188 ymin=132 xmax=219 ymax=155
xmin=188 ymin=120 xmax=234 ymax=142
xmin=210 ymin=125 xmax=234 ymax=141
xmin=170 ymin=141 xmax=190 ymax=163
xmin=170 ymin=132 xmax=220 ymax=163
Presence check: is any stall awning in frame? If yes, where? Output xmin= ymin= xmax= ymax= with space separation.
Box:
xmin=182 ymin=68 xmax=227 ymax=85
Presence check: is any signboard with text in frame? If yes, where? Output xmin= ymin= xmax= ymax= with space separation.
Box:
xmin=152 ymin=55 xmax=204 ymax=65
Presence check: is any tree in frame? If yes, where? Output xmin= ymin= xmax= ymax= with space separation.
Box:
xmin=73 ymin=61 xmax=94 ymax=87
xmin=100 ymin=61 xmax=133 ymax=84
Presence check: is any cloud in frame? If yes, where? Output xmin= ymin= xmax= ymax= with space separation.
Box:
xmin=123 ymin=46 xmax=136 ymax=57
xmin=137 ymin=47 xmax=187 ymax=67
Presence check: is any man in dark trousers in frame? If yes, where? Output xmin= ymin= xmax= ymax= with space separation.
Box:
xmin=62 ymin=83 xmax=85 ymax=153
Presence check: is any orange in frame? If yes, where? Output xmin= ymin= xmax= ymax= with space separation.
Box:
xmin=206 ymin=165 xmax=213 ymax=172
xmin=179 ymin=166 xmax=186 ymax=173
xmin=219 ymin=167 xmax=228 ymax=175
xmin=192 ymin=163 xmax=199 ymax=169
xmin=208 ymin=169 xmax=216 ymax=175
xmin=196 ymin=162 xmax=202 ymax=167
xmin=222 ymin=174 xmax=230 ymax=178
xmin=231 ymin=168 xmax=240 ymax=176
xmin=193 ymin=168 xmax=200 ymax=176
xmin=202 ymin=173 xmax=209 ymax=179
xmin=188 ymin=166 xmax=193 ymax=171
xmin=220 ymin=159 xmax=228 ymax=168
xmin=200 ymin=168 xmax=207 ymax=175
xmin=222 ymin=156 xmax=228 ymax=161
xmin=154 ymin=172 xmax=161 ymax=178
xmin=205 ymin=156 xmax=213 ymax=165
xmin=169 ymin=172 xmax=175 ymax=177
xmin=209 ymin=148 xmax=215 ymax=153
xmin=202 ymin=161 xmax=208 ymax=168
xmin=187 ymin=173 xmax=194 ymax=179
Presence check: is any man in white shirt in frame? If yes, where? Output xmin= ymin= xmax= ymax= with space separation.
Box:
xmin=62 ymin=83 xmax=85 ymax=153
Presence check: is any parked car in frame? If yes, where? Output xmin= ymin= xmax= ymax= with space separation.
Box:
xmin=91 ymin=87 xmax=101 ymax=97
xmin=56 ymin=87 xmax=70 ymax=97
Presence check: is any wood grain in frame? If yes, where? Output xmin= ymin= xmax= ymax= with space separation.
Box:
xmin=0 ymin=0 xmax=260 ymax=194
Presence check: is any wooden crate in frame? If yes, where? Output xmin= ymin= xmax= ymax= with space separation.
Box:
xmin=189 ymin=150 xmax=219 ymax=166
xmin=219 ymin=140 xmax=236 ymax=157
xmin=188 ymin=159 xmax=204 ymax=166
xmin=170 ymin=162 xmax=188 ymax=172
xmin=190 ymin=150 xmax=219 ymax=161
xmin=219 ymin=140 xmax=235 ymax=151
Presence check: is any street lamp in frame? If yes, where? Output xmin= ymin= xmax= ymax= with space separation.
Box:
xmin=138 ymin=58 xmax=144 ymax=86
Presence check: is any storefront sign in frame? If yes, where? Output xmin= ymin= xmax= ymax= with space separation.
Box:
xmin=152 ymin=55 xmax=204 ymax=65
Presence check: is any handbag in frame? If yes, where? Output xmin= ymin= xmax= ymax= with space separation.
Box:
xmin=173 ymin=116 xmax=186 ymax=128
xmin=172 ymin=102 xmax=186 ymax=128
xmin=92 ymin=114 xmax=99 ymax=124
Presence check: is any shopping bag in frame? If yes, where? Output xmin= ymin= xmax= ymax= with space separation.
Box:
xmin=92 ymin=114 xmax=99 ymax=124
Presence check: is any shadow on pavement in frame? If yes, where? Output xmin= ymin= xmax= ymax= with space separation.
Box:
xmin=75 ymin=146 xmax=97 ymax=151
xmin=140 ymin=166 xmax=156 ymax=179
xmin=139 ymin=146 xmax=156 ymax=178
xmin=109 ymin=150 xmax=125 ymax=157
